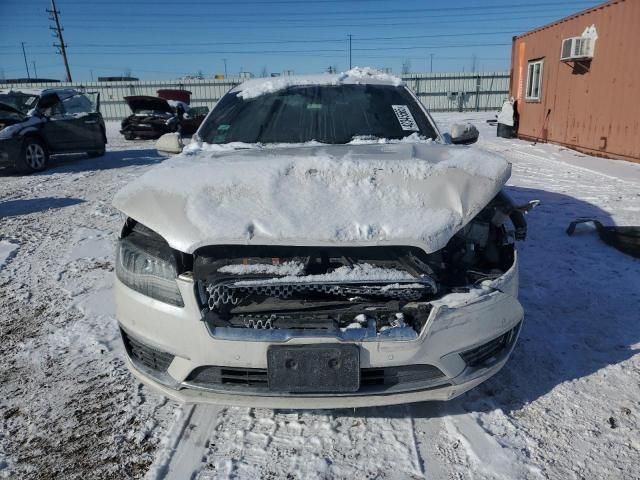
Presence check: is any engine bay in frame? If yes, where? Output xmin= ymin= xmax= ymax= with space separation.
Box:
xmin=193 ymin=192 xmax=526 ymax=338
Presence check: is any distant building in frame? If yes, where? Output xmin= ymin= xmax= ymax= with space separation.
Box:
xmin=2 ymin=78 xmax=61 ymax=84
xmin=509 ymin=0 xmax=639 ymax=162
xmin=97 ymin=76 xmax=139 ymax=82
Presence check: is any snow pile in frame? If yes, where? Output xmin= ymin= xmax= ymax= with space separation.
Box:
xmin=186 ymin=134 xmax=432 ymax=153
xmin=113 ymin=142 xmax=511 ymax=254
xmin=235 ymin=67 xmax=402 ymax=100
xmin=233 ymin=263 xmax=415 ymax=286
xmin=0 ymin=240 xmax=18 ymax=269
xmin=218 ymin=261 xmax=304 ymax=276
xmin=184 ymin=139 xmax=328 ymax=153
xmin=237 ymin=76 xmax=342 ymax=100
xmin=379 ymin=282 xmax=429 ymax=291
xmin=338 ymin=66 xmax=403 ymax=86
xmin=348 ymin=132 xmax=432 ymax=145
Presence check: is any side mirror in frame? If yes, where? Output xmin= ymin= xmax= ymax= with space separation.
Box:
xmin=155 ymin=133 xmax=183 ymax=154
xmin=450 ymin=123 xmax=479 ymax=145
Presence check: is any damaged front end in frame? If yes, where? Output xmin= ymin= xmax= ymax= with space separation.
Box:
xmin=193 ymin=192 xmax=529 ymax=341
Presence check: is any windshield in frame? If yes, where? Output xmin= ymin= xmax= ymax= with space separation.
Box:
xmin=198 ymin=84 xmax=437 ymax=144
xmin=0 ymin=93 xmax=39 ymax=116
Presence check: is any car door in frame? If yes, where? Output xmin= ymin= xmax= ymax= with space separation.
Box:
xmin=60 ymin=93 xmax=103 ymax=150
xmin=38 ymin=93 xmax=75 ymax=153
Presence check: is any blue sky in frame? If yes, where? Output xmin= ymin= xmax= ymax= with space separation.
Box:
xmin=0 ymin=0 xmax=602 ymax=81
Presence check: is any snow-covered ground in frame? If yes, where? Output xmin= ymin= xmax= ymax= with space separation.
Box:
xmin=1 ymin=115 xmax=639 ymax=479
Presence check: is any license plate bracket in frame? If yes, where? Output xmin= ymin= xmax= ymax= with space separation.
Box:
xmin=267 ymin=344 xmax=360 ymax=393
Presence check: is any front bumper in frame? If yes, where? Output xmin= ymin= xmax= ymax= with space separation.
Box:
xmin=0 ymin=137 xmax=21 ymax=167
xmin=115 ymin=253 xmax=524 ymax=408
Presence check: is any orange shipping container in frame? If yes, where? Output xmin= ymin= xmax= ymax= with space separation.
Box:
xmin=509 ymin=0 xmax=640 ymax=162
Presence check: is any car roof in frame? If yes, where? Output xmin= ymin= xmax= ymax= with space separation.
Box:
xmin=230 ymin=67 xmax=404 ymax=99
xmin=0 ymin=87 xmax=81 ymax=99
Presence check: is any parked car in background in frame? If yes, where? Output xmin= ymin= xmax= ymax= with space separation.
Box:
xmin=121 ymin=96 xmax=175 ymax=140
xmin=0 ymin=88 xmax=106 ymax=173
xmin=120 ymin=93 xmax=208 ymax=140
xmin=113 ymin=68 xmax=531 ymax=408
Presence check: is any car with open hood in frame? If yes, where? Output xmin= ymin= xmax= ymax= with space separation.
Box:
xmin=0 ymin=88 xmax=106 ymax=173
xmin=112 ymin=68 xmax=532 ymax=408
xmin=120 ymin=94 xmax=208 ymax=140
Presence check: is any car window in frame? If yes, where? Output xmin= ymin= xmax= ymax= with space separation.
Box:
xmin=38 ymin=94 xmax=65 ymax=118
xmin=198 ymin=84 xmax=437 ymax=144
xmin=62 ymin=94 xmax=94 ymax=115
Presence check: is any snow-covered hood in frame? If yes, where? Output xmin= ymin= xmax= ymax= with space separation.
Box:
xmin=113 ymin=143 xmax=511 ymax=254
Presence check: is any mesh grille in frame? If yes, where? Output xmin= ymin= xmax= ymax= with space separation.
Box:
xmin=205 ymin=281 xmax=429 ymax=311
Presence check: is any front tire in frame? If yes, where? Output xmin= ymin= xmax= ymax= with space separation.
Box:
xmin=124 ymin=131 xmax=135 ymax=141
xmin=17 ymin=138 xmax=48 ymax=173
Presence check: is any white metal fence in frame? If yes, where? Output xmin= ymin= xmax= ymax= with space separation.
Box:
xmin=0 ymin=72 xmax=509 ymax=121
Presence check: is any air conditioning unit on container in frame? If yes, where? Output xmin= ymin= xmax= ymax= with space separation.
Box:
xmin=560 ymin=36 xmax=595 ymax=61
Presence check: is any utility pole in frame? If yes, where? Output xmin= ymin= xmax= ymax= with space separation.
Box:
xmin=32 ymin=61 xmax=38 ymax=78
xmin=348 ymin=34 xmax=352 ymax=69
xmin=21 ymin=43 xmax=31 ymax=79
xmin=223 ymin=58 xmax=227 ymax=78
xmin=430 ymin=53 xmax=434 ymax=73
xmin=47 ymin=0 xmax=72 ymax=82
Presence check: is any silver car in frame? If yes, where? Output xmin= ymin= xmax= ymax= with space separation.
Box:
xmin=112 ymin=68 xmax=529 ymax=408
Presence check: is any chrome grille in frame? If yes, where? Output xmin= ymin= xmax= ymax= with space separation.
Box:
xmin=205 ymin=281 xmax=430 ymax=311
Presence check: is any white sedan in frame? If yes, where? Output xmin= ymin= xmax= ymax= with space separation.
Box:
xmin=112 ymin=68 xmax=529 ymax=408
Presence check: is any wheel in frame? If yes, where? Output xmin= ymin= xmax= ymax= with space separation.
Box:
xmin=88 ymin=144 xmax=106 ymax=158
xmin=17 ymin=138 xmax=48 ymax=173
xmin=124 ymin=131 xmax=135 ymax=140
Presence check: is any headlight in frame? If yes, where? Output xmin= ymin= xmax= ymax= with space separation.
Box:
xmin=115 ymin=224 xmax=184 ymax=307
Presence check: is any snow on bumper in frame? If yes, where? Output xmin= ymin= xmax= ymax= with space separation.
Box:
xmin=114 ymin=254 xmax=523 ymax=408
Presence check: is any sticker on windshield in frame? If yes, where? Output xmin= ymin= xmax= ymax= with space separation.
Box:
xmin=391 ymin=105 xmax=419 ymax=131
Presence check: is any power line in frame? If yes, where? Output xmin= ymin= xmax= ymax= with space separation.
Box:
xmin=0 ymin=42 xmax=511 ymax=57
xmin=6 ymin=0 xmax=596 ymax=15
xmin=0 ymin=14 xmax=577 ymax=30
xmin=2 ymin=5 xmax=595 ymax=23
xmin=0 ymin=30 xmax=522 ymax=50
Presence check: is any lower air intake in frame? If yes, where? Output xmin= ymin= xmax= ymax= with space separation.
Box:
xmin=183 ymin=364 xmax=447 ymax=395
xmin=121 ymin=328 xmax=174 ymax=374
xmin=460 ymin=322 xmax=521 ymax=368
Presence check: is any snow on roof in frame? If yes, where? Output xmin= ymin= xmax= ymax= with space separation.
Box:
xmin=233 ymin=67 xmax=404 ymax=100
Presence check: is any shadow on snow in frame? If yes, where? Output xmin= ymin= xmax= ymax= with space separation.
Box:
xmin=0 ymin=148 xmax=165 ymax=177
xmin=289 ymin=186 xmax=640 ymax=419
xmin=0 ymin=197 xmax=85 ymax=218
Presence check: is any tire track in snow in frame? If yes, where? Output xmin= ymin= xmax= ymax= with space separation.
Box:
xmin=194 ymin=406 xmax=425 ymax=479
xmin=147 ymin=404 xmax=226 ymax=480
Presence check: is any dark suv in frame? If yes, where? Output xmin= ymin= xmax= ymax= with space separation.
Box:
xmin=0 ymin=88 xmax=107 ymax=173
